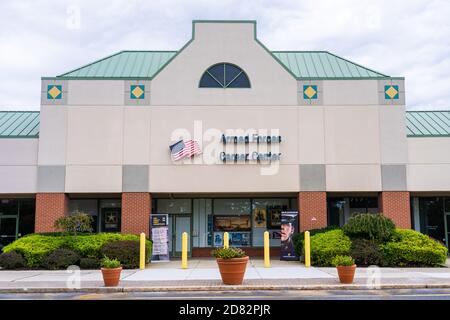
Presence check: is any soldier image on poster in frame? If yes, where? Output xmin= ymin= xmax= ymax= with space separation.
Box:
xmin=280 ymin=211 xmax=299 ymax=261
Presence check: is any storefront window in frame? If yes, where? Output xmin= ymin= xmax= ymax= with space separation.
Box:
xmin=213 ymin=199 xmax=251 ymax=215
xmin=157 ymin=199 xmax=191 ymax=214
xmin=328 ymin=196 xmax=379 ymax=227
xmin=213 ymin=199 xmax=251 ymax=247
xmin=68 ymin=199 xmax=121 ymax=233
xmin=18 ymin=199 xmax=35 ymax=236
xmin=0 ymin=199 xmax=35 ymax=247
xmin=69 ymin=199 xmax=99 ymax=232
xmin=419 ymin=197 xmax=445 ymax=244
xmin=252 ymin=199 xmax=289 ymax=247
xmin=0 ymin=199 xmax=18 ymax=215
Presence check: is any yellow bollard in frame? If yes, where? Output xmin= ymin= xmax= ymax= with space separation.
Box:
xmin=223 ymin=232 xmax=229 ymax=249
xmin=304 ymin=231 xmax=311 ymax=268
xmin=139 ymin=232 xmax=146 ymax=270
xmin=264 ymin=231 xmax=270 ymax=268
xmin=181 ymin=232 xmax=188 ymax=269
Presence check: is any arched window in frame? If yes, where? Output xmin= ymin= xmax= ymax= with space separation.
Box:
xmin=199 ymin=63 xmax=250 ymax=88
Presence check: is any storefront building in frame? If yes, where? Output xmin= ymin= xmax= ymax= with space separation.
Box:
xmin=1 ymin=21 xmax=450 ymax=256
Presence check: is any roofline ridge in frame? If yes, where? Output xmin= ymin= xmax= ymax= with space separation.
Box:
xmin=57 ymin=50 xmax=126 ymax=77
xmin=325 ymin=51 xmax=389 ymax=77
xmin=0 ymin=110 xmax=40 ymax=113
xmin=272 ymin=50 xmax=330 ymax=53
xmin=121 ymin=50 xmax=178 ymax=53
xmin=406 ymin=110 xmax=450 ymax=113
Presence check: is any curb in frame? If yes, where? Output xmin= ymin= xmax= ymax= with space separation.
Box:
xmin=2 ymin=283 xmax=450 ymax=294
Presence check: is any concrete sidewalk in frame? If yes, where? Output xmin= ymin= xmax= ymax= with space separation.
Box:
xmin=1 ymin=258 xmax=450 ymax=293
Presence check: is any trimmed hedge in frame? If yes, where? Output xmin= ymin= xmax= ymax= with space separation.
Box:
xmin=100 ymin=240 xmax=151 ymax=269
xmin=42 ymin=248 xmax=80 ymax=270
xmin=2 ymin=233 xmax=153 ymax=268
xmin=343 ymin=213 xmax=395 ymax=242
xmin=0 ymin=251 xmax=26 ymax=269
xmin=293 ymin=225 xmax=340 ymax=257
xmin=310 ymin=229 xmax=351 ymax=266
xmin=350 ymin=239 xmax=383 ymax=266
xmin=79 ymin=257 xmax=100 ymax=269
xmin=380 ymin=229 xmax=448 ymax=267
xmin=66 ymin=233 xmax=151 ymax=259
xmin=2 ymin=234 xmax=67 ymax=267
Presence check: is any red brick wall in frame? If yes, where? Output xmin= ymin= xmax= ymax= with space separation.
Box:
xmin=298 ymin=192 xmax=327 ymax=232
xmin=35 ymin=193 xmax=68 ymax=233
xmin=379 ymin=191 xmax=411 ymax=228
xmin=121 ymin=192 xmax=151 ymax=235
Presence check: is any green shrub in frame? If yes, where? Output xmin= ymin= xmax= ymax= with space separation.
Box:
xmin=310 ymin=229 xmax=351 ymax=266
xmin=293 ymin=225 xmax=340 ymax=257
xmin=101 ymin=256 xmax=121 ymax=268
xmin=380 ymin=229 xmax=448 ymax=267
xmin=343 ymin=213 xmax=395 ymax=242
xmin=350 ymin=239 xmax=383 ymax=266
xmin=79 ymin=257 xmax=100 ymax=269
xmin=100 ymin=241 xmax=143 ymax=269
xmin=0 ymin=251 xmax=26 ymax=269
xmin=42 ymin=248 xmax=80 ymax=270
xmin=68 ymin=233 xmax=152 ymax=260
xmin=331 ymin=255 xmax=355 ymax=267
xmin=211 ymin=247 xmax=246 ymax=259
xmin=2 ymin=233 xmax=153 ymax=268
xmin=2 ymin=234 xmax=67 ymax=267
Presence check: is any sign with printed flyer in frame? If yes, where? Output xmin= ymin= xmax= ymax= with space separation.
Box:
xmin=151 ymin=214 xmax=169 ymax=261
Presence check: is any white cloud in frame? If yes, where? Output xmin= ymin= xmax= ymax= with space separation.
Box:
xmin=0 ymin=0 xmax=449 ymax=110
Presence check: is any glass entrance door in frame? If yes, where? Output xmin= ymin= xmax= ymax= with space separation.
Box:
xmin=168 ymin=215 xmax=191 ymax=257
xmin=0 ymin=216 xmax=18 ymax=249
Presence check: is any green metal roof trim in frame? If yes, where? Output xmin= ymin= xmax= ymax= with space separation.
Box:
xmin=0 ymin=111 xmax=39 ymax=138
xmin=52 ymin=50 xmax=395 ymax=80
xmin=272 ymin=51 xmax=390 ymax=79
xmin=406 ymin=111 xmax=450 ymax=137
xmin=57 ymin=51 xmax=177 ymax=79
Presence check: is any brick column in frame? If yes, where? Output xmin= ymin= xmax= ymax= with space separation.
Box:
xmin=35 ymin=193 xmax=68 ymax=233
xmin=379 ymin=191 xmax=411 ymax=228
xmin=121 ymin=193 xmax=151 ymax=235
xmin=298 ymin=192 xmax=327 ymax=232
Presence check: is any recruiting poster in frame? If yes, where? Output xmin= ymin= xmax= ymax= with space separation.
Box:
xmin=280 ymin=211 xmax=299 ymax=261
xmin=253 ymin=208 xmax=267 ymax=228
xmin=151 ymin=214 xmax=169 ymax=261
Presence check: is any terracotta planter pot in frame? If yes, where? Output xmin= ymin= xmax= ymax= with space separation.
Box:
xmin=101 ymin=267 xmax=122 ymax=287
xmin=216 ymin=256 xmax=249 ymax=285
xmin=336 ymin=264 xmax=356 ymax=284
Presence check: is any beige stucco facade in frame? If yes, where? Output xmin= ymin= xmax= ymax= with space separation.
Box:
xmin=0 ymin=21 xmax=448 ymax=195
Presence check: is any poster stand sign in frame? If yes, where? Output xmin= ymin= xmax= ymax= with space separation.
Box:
xmin=151 ymin=214 xmax=170 ymax=262
xmin=280 ymin=211 xmax=299 ymax=261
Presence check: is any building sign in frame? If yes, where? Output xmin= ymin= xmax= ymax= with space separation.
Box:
xmin=280 ymin=211 xmax=299 ymax=261
xmin=221 ymin=134 xmax=282 ymax=144
xmin=151 ymin=214 xmax=169 ymax=261
xmin=152 ymin=214 xmax=168 ymax=227
xmin=220 ymin=133 xmax=282 ymax=163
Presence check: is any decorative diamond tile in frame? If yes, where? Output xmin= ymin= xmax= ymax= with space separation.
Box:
xmin=130 ymin=85 xmax=145 ymax=99
xmin=303 ymin=85 xmax=318 ymax=99
xmin=47 ymin=85 xmax=62 ymax=100
xmin=385 ymin=85 xmax=399 ymax=100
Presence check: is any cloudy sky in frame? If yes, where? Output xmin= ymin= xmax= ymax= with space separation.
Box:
xmin=0 ymin=0 xmax=449 ymax=110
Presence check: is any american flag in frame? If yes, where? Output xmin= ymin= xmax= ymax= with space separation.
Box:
xmin=169 ymin=139 xmax=202 ymax=161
